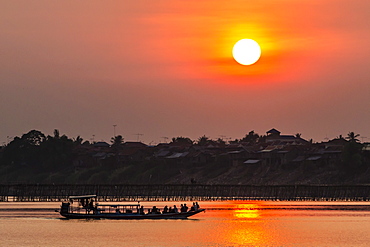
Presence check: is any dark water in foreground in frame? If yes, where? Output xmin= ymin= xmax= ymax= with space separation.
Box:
xmin=1 ymin=201 xmax=370 ymax=246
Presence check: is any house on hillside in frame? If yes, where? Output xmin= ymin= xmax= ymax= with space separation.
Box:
xmin=191 ymin=150 xmax=215 ymax=165
xmin=321 ymin=138 xmax=348 ymax=148
xmin=165 ymin=151 xmax=190 ymax=165
xmin=363 ymin=143 xmax=370 ymax=165
xmin=265 ymin=128 xmax=309 ymax=145
xmin=258 ymin=140 xmax=306 ymax=166
xmin=93 ymin=141 xmax=110 ymax=148
xmin=91 ymin=141 xmax=111 ymax=160
xmin=123 ymin=141 xmax=147 ymax=149
xmin=304 ymin=138 xmax=347 ymax=166
xmin=119 ymin=148 xmax=150 ymax=163
xmin=72 ymin=144 xmax=96 ymax=170
xmin=117 ymin=141 xmax=150 ymax=163
xmin=228 ymin=145 xmax=260 ymax=166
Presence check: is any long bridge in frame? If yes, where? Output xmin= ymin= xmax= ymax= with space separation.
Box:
xmin=1 ymin=184 xmax=370 ymax=202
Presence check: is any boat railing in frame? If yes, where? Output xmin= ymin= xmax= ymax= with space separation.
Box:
xmin=68 ymin=206 xmax=92 ymax=214
xmin=95 ymin=204 xmax=140 ymax=214
xmin=66 ymin=203 xmax=141 ymax=214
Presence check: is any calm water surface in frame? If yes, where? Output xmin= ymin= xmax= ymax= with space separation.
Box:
xmin=1 ymin=201 xmax=370 ymax=246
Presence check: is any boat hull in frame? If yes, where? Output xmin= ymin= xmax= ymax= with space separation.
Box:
xmin=60 ymin=209 xmax=205 ymax=220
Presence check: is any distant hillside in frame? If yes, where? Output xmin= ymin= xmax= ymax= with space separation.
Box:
xmin=1 ymin=129 xmax=369 ymax=185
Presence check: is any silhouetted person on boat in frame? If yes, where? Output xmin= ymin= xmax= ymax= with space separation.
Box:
xmin=168 ymin=207 xmax=173 ymax=213
xmin=152 ymin=206 xmax=160 ymax=214
xmin=181 ymin=204 xmax=188 ymax=212
xmin=89 ymin=199 xmax=94 ymax=210
xmin=163 ymin=205 xmax=168 ymax=214
xmin=180 ymin=204 xmax=188 ymax=212
xmin=188 ymin=202 xmax=200 ymax=212
xmin=139 ymin=206 xmax=145 ymax=215
xmin=173 ymin=205 xmax=178 ymax=213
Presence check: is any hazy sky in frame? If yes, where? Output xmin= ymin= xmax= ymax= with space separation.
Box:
xmin=1 ymin=0 xmax=369 ymax=144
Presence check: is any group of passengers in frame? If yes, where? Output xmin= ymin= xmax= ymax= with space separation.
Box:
xmin=77 ymin=198 xmax=95 ymax=209
xmin=143 ymin=202 xmax=200 ymax=215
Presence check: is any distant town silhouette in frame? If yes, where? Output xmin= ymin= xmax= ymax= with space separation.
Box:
xmin=0 ymin=128 xmax=369 ymax=185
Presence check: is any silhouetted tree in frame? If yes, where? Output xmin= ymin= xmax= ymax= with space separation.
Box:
xmin=240 ymin=131 xmax=259 ymax=144
xmin=22 ymin=130 xmax=46 ymax=146
xmin=346 ymin=132 xmax=360 ymax=143
xmin=342 ymin=133 xmax=363 ymax=173
xmin=216 ymin=138 xmax=226 ymax=145
xmin=229 ymin=139 xmax=240 ymax=144
xmin=111 ymin=135 xmax=124 ymax=159
xmin=197 ymin=135 xmax=212 ymax=146
xmin=53 ymin=129 xmax=60 ymax=139
xmin=73 ymin=136 xmax=83 ymax=145
xmin=1 ymin=136 xmax=24 ymax=166
xmin=111 ymin=135 xmax=124 ymax=146
xmin=41 ymin=129 xmax=74 ymax=171
xmin=171 ymin=137 xmax=193 ymax=146
xmin=82 ymin=140 xmax=90 ymax=145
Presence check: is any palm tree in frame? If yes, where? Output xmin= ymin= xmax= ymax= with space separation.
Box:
xmin=346 ymin=132 xmax=360 ymax=143
xmin=197 ymin=135 xmax=211 ymax=146
xmin=111 ymin=135 xmax=124 ymax=163
xmin=73 ymin=136 xmax=83 ymax=145
xmin=111 ymin=135 xmax=124 ymax=146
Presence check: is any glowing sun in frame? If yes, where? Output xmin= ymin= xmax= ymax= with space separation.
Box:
xmin=232 ymin=39 xmax=261 ymax=65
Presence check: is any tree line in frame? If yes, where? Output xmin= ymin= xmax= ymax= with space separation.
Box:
xmin=0 ymin=129 xmax=367 ymax=184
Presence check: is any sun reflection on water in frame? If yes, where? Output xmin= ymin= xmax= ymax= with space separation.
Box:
xmin=220 ymin=202 xmax=276 ymax=246
xmin=234 ymin=203 xmax=261 ymax=219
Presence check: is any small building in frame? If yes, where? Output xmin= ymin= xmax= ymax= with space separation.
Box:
xmin=266 ymin=128 xmax=308 ymax=145
xmin=93 ymin=141 xmax=110 ymax=148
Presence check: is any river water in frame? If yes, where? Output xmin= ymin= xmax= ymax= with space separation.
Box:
xmin=1 ymin=201 xmax=370 ymax=246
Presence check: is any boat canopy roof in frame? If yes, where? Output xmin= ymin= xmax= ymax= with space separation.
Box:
xmin=69 ymin=195 xmax=97 ymax=199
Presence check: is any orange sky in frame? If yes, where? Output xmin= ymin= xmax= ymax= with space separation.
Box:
xmin=1 ymin=0 xmax=369 ymax=144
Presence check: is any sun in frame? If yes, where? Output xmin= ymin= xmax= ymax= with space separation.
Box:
xmin=232 ymin=39 xmax=261 ymax=66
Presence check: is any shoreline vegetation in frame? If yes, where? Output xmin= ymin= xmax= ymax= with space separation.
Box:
xmin=0 ymin=128 xmax=369 ymax=185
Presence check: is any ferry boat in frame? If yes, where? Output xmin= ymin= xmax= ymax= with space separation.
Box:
xmin=59 ymin=195 xmax=205 ymax=219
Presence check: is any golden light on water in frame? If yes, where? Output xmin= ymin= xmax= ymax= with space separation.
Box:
xmin=222 ymin=203 xmax=273 ymax=246
xmin=233 ymin=203 xmax=261 ymax=219
xmin=234 ymin=209 xmax=260 ymax=219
